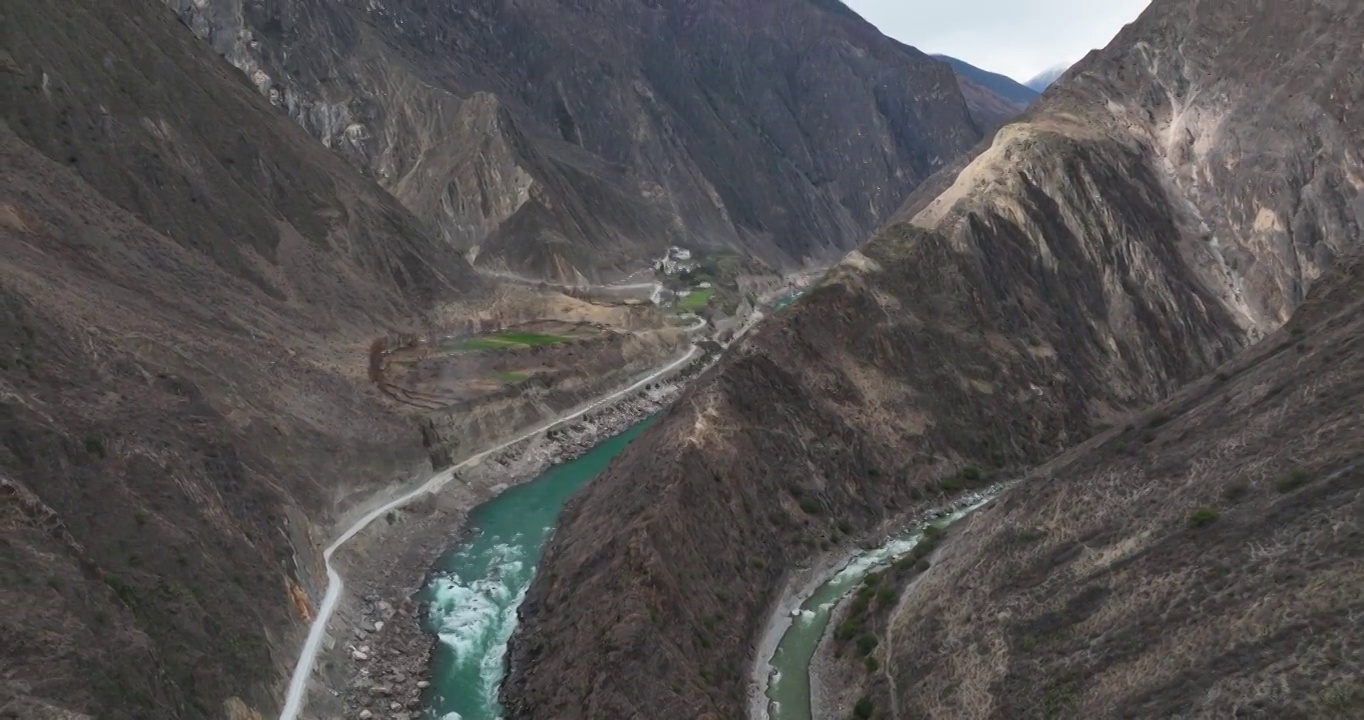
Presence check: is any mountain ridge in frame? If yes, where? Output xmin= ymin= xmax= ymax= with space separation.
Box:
xmin=163 ymin=0 xmax=1022 ymax=282
xmin=933 ymin=54 xmax=1041 ymax=108
xmin=505 ymin=0 xmax=1363 ymax=717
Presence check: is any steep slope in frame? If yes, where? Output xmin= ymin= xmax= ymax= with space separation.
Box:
xmin=869 ymin=246 xmax=1364 ymax=720
xmin=1 ymin=0 xmax=482 ymax=717
xmin=504 ymin=0 xmax=1363 ymax=717
xmin=164 ymin=0 xmax=1015 ymax=283
xmin=934 ymin=54 xmax=1041 ymax=108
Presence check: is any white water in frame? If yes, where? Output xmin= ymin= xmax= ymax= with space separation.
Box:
xmin=277 ymin=346 xmax=700 ymax=720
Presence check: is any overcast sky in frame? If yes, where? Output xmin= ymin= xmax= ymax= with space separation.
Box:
xmin=843 ymin=0 xmax=1152 ymax=82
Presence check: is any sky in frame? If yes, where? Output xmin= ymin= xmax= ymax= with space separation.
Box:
xmin=843 ymin=0 xmax=1152 ymax=83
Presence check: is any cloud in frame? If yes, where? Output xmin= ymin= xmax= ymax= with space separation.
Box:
xmin=843 ymin=0 xmax=1152 ymax=81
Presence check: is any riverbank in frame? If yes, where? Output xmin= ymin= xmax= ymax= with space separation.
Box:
xmin=321 ymin=352 xmax=710 ymax=720
xmin=284 ymin=277 xmax=808 ymax=720
xmin=747 ymin=483 xmax=1016 ymax=720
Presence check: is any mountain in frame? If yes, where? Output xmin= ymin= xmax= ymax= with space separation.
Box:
xmin=1026 ymin=63 xmax=1069 ymax=91
xmin=2 ymin=0 xmax=484 ymax=716
xmin=505 ymin=0 xmax=1364 ymax=717
xmin=162 ymin=0 xmax=1021 ymax=283
xmin=933 ymin=54 xmax=1041 ymax=108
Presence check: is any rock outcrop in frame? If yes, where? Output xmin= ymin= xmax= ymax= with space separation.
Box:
xmin=505 ymin=0 xmax=1363 ymax=717
xmin=162 ymin=0 xmax=1019 ymax=282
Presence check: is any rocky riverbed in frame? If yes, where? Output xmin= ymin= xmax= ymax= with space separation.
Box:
xmin=328 ymin=353 xmax=712 ymax=720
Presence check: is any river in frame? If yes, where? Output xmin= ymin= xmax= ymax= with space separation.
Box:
xmin=761 ymin=495 xmax=997 ymax=720
xmin=420 ymin=290 xmax=810 ymax=720
xmin=422 ymin=419 xmax=655 ymax=720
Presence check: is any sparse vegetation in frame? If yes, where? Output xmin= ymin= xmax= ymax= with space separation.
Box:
xmin=799 ymin=497 xmax=821 ymax=514
xmin=1186 ymin=507 xmax=1220 ymax=528
xmin=1276 ymin=467 xmax=1315 ymax=493
xmin=84 ymin=434 xmax=106 ymax=457
xmin=1222 ymin=481 xmax=1250 ymax=502
xmin=853 ymin=697 xmax=874 ymax=719
xmin=494 ymin=370 xmax=530 ymax=383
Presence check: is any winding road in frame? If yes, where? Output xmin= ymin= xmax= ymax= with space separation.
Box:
xmin=278 ymin=346 xmax=701 ymax=720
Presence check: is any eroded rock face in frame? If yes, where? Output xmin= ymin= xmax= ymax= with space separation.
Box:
xmin=162 ymin=0 xmax=1009 ymax=282
xmin=505 ymin=0 xmax=1362 ymax=717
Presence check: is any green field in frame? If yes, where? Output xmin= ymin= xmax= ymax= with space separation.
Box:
xmin=447 ymin=331 xmax=571 ymax=352
xmin=677 ymin=288 xmax=714 ymax=311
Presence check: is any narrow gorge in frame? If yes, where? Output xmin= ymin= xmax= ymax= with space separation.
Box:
xmin=4 ymin=1 xmax=1362 ymax=720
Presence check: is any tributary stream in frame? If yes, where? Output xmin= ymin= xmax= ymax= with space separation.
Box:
xmin=761 ymin=495 xmax=998 ymax=720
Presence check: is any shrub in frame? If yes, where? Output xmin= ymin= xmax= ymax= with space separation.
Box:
xmin=856 ymin=634 xmax=879 ymax=656
xmin=1222 ymin=482 xmax=1250 ymax=502
xmin=836 ymin=618 xmax=862 ymax=641
xmin=799 ymin=497 xmax=820 ymax=515
xmin=84 ymin=434 xmax=106 ymax=457
xmin=876 ymin=587 xmax=897 ymax=606
xmin=1187 ymin=507 xmax=1220 ymax=528
xmin=864 ymin=655 xmax=880 ymax=673
xmin=961 ymin=466 xmax=983 ymax=482
xmin=854 ymin=697 xmax=874 ymax=720
xmin=1276 ymin=468 xmax=1314 ymax=493
xmin=836 ymin=519 xmax=853 ymax=534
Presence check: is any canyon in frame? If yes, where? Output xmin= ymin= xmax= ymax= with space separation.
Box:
xmin=506 ymin=0 xmax=1364 ymax=718
xmin=4 ymin=0 xmax=1015 ymax=717
xmin=4 ymin=0 xmax=1362 ymax=719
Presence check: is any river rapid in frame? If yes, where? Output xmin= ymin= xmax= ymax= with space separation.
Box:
xmin=422 ymin=420 xmax=655 ymax=720
xmin=420 ymin=289 xmax=811 ymax=720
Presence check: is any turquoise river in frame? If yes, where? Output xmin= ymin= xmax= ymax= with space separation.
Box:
xmin=421 ymin=290 xmax=812 ymax=720
xmin=422 ymin=419 xmax=654 ymax=720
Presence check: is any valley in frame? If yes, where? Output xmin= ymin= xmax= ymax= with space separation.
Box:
xmin=4 ymin=0 xmax=1362 ymax=719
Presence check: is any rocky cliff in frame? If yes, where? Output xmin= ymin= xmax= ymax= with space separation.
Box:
xmin=1 ymin=0 xmax=483 ymax=716
xmin=162 ymin=0 xmax=1016 ymax=283
xmin=505 ymin=0 xmax=1363 ymax=717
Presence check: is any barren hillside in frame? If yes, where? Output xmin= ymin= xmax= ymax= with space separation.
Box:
xmin=506 ymin=0 xmax=1363 ymax=717
xmin=162 ymin=0 xmax=1019 ymax=282
xmin=2 ymin=0 xmax=481 ymax=716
